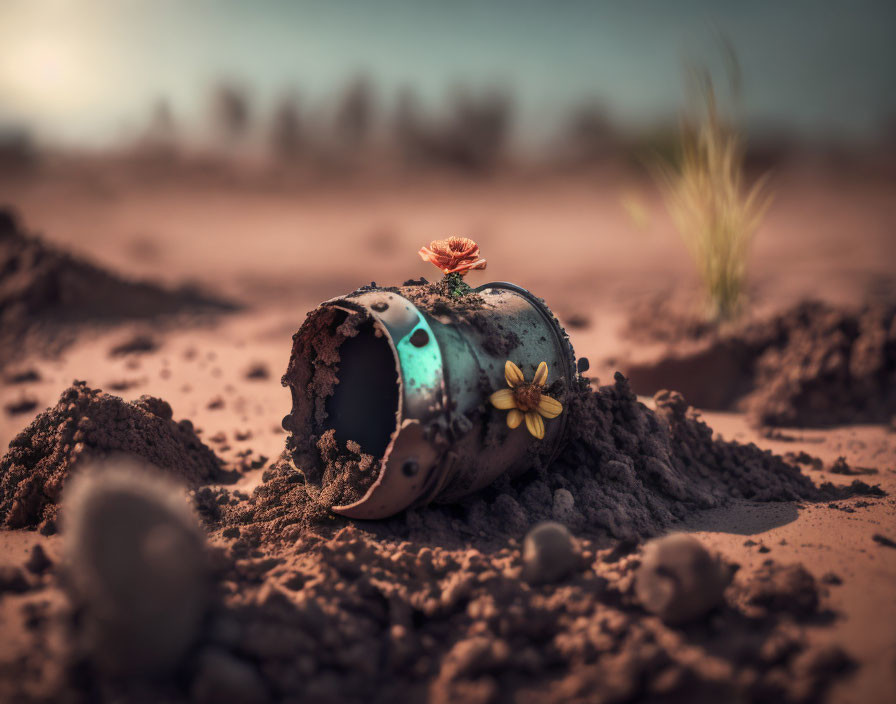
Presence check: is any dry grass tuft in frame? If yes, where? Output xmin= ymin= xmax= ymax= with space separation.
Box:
xmin=660 ymin=65 xmax=771 ymax=321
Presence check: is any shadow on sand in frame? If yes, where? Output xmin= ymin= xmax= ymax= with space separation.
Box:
xmin=679 ymin=499 xmax=800 ymax=536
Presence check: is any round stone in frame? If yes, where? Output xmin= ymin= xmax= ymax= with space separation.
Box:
xmin=522 ymin=521 xmax=578 ymax=584
xmin=635 ymin=533 xmax=731 ymax=625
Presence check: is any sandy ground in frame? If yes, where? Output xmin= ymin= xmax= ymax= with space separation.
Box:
xmin=1 ymin=162 xmax=895 ymax=701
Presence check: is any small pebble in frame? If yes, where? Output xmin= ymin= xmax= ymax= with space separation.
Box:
xmin=820 ymin=572 xmax=842 ymax=586
xmin=245 ymin=363 xmax=270 ymax=381
xmin=191 ymin=647 xmax=269 ymax=704
xmin=551 ymin=488 xmax=577 ymax=524
xmin=635 ymin=533 xmax=731 ymax=625
xmin=0 ymin=566 xmax=30 ymax=594
xmin=872 ymin=533 xmax=896 ymax=549
xmin=24 ymin=544 xmax=52 ymax=575
xmin=522 ymin=522 xmax=578 ymax=584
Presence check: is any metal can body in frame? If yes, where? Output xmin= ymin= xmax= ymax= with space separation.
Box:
xmin=282 ymin=281 xmax=577 ymax=519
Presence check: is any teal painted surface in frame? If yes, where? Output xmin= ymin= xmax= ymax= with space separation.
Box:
xmin=396 ymin=320 xmax=442 ymax=397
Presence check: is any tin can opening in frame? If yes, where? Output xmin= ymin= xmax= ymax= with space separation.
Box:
xmin=283 ymin=305 xmax=401 ymax=510
xmin=324 ymin=316 xmax=399 ymax=458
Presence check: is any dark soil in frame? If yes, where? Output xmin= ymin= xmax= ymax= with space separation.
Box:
xmin=1 ymin=372 xmax=883 ymax=703
xmin=316 ymin=430 xmax=381 ymax=508
xmin=827 ymin=457 xmax=878 ymax=476
xmin=872 ymin=533 xmax=896 ymax=548
xmin=624 ymin=299 xmax=896 ymax=427
xmin=108 ymin=334 xmax=159 ymax=357
xmin=4 ymin=368 xmax=40 ymax=384
xmin=252 ymin=373 xmax=883 ymax=548
xmin=4 ymin=397 xmax=39 ymax=415
xmin=0 ymin=207 xmax=237 ymax=367
xmin=0 ymin=381 xmax=225 ymax=532
xmin=244 ymin=362 xmax=270 ymax=380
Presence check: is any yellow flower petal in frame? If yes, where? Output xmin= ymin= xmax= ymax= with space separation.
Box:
xmin=504 ymin=360 xmax=524 ymax=387
xmin=507 ymin=408 xmax=523 ymax=429
xmin=532 ymin=361 xmax=548 ymax=387
xmin=489 ymin=388 xmax=516 ymax=410
xmin=525 ymin=411 xmax=545 ymax=439
xmin=536 ymin=394 xmax=563 ymax=419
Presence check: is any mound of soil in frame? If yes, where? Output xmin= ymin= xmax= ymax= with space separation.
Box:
xmin=0 ymin=382 xmax=225 ymax=532
xmin=186 ymin=369 xmax=875 ymax=702
xmin=0 ymin=207 xmax=237 ymax=366
xmin=180 ymin=530 xmax=845 ymax=704
xmin=2 ymin=374 xmax=881 ymax=703
xmin=624 ymin=299 xmax=896 ymax=427
xmin=242 ymin=374 xmax=877 ymax=548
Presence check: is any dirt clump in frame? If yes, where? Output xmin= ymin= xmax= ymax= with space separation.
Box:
xmin=316 ymin=430 xmax=380 ymax=508
xmin=5 ymin=396 xmax=39 ymax=415
xmin=624 ymin=299 xmax=896 ymax=427
xmin=4 ymin=368 xmax=40 ymax=384
xmin=737 ymin=561 xmax=822 ymax=618
xmin=24 ymin=544 xmax=52 ymax=575
xmin=108 ymin=333 xmax=159 ymax=357
xmin=872 ymin=533 xmax=896 ymax=549
xmin=827 ymin=456 xmax=878 ymax=475
xmin=784 ymin=451 xmax=824 ymax=471
xmin=244 ymin=362 xmax=270 ymax=380
xmin=0 ymin=207 xmax=237 ymax=367
xmin=0 ymin=565 xmax=30 ymax=594
xmin=0 ymin=381 xmax=224 ymax=531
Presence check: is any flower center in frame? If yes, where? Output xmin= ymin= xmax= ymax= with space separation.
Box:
xmin=513 ymin=383 xmax=542 ymax=412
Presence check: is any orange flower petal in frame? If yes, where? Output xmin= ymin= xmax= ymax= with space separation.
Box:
xmin=536 ymin=395 xmax=563 ymax=419
xmin=445 ymin=257 xmax=487 ymax=275
xmin=524 ymin=411 xmax=545 ymax=439
xmin=489 ymin=388 xmax=516 ymax=410
xmin=504 ymin=361 xmax=525 ymax=387
xmin=507 ymin=409 xmax=523 ymax=429
xmin=419 ymin=237 xmax=485 ymax=277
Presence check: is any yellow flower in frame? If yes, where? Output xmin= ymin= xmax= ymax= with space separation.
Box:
xmin=489 ymin=360 xmax=563 ymax=440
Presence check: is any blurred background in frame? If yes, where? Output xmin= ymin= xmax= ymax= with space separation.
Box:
xmin=1 ymin=0 xmax=895 ymax=317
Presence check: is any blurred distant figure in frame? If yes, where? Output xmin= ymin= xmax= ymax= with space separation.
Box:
xmin=0 ymin=127 xmax=37 ymax=173
xmin=335 ymin=75 xmax=375 ymax=152
xmin=138 ymin=98 xmax=179 ymax=161
xmin=393 ymin=86 xmax=425 ymax=165
xmin=393 ymin=86 xmax=513 ymax=174
xmin=269 ymin=91 xmax=305 ymax=162
xmin=210 ymin=81 xmax=252 ymax=144
xmin=562 ymin=101 xmax=619 ymax=166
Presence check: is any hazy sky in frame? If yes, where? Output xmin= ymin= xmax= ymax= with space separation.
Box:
xmin=1 ymin=0 xmax=894 ymax=146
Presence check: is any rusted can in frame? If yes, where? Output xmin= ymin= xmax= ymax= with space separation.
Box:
xmin=282 ymin=281 xmax=578 ymax=519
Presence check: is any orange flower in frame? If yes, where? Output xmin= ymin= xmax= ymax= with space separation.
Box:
xmin=418 ymin=237 xmax=487 ymax=276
